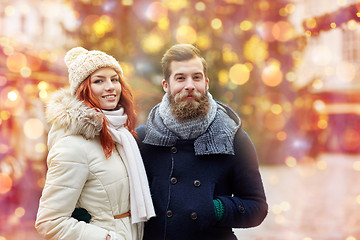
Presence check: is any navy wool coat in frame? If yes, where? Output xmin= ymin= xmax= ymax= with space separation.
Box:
xmin=136 ymin=124 xmax=268 ymax=240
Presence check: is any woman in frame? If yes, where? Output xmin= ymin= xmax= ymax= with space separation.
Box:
xmin=35 ymin=47 xmax=155 ymax=240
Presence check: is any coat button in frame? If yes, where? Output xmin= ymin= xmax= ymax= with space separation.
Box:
xmin=190 ymin=212 xmax=198 ymax=220
xmin=170 ymin=177 xmax=178 ymax=184
xmin=166 ymin=210 xmax=173 ymax=218
xmin=193 ymin=180 xmax=201 ymax=187
xmin=239 ymin=205 xmax=245 ymax=212
xmin=170 ymin=147 xmax=177 ymax=154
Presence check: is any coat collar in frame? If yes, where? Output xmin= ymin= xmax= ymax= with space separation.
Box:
xmin=46 ymin=89 xmax=103 ymax=148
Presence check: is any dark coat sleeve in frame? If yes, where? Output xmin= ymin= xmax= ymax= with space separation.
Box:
xmin=216 ymin=128 xmax=268 ymax=228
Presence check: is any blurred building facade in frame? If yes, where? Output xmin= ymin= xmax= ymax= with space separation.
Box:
xmin=290 ymin=0 xmax=360 ymax=155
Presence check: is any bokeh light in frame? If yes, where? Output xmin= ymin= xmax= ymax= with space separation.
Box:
xmin=23 ymin=118 xmax=44 ymax=140
xmin=229 ymin=64 xmax=250 ymax=85
xmin=0 ymin=173 xmax=12 ymax=194
xmin=176 ymin=25 xmax=197 ymax=44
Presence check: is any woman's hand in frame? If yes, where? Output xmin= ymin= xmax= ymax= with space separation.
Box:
xmin=106 ymin=235 xmax=111 ymax=240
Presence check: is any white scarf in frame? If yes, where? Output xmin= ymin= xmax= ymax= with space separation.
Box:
xmin=103 ymin=108 xmax=155 ymax=224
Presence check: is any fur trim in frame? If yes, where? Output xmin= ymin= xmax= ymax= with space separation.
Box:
xmin=46 ymin=88 xmax=103 ymax=139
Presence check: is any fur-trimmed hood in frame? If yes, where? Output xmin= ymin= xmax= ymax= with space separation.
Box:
xmin=46 ymin=88 xmax=103 ymax=149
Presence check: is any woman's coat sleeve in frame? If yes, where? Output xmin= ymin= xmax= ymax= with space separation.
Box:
xmin=35 ymin=138 xmax=109 ymax=240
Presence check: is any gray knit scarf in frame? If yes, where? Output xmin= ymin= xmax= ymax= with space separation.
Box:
xmin=159 ymin=93 xmax=217 ymax=140
xmin=143 ymin=93 xmax=242 ymax=155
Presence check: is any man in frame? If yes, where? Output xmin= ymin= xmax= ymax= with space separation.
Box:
xmin=136 ymin=44 xmax=267 ymax=240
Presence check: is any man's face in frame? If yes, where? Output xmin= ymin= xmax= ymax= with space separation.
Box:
xmin=162 ymin=57 xmax=210 ymax=122
xmin=162 ymin=56 xmax=209 ymax=97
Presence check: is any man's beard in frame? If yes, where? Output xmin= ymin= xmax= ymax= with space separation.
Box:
xmin=168 ymin=91 xmax=210 ymax=122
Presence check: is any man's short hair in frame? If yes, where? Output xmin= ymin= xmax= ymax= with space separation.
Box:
xmin=161 ymin=44 xmax=208 ymax=82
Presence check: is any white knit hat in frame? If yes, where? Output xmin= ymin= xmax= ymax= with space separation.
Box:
xmin=64 ymin=47 xmax=123 ymax=95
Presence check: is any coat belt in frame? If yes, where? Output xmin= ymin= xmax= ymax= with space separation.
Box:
xmin=114 ymin=211 xmax=131 ymax=219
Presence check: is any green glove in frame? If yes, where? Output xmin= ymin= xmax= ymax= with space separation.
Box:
xmin=213 ymin=198 xmax=224 ymax=221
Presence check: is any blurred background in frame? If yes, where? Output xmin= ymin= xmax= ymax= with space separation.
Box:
xmin=0 ymin=0 xmax=360 ymax=239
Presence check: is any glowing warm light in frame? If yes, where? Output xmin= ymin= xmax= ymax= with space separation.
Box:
xmin=312 ymin=79 xmax=324 ymax=90
xmin=39 ymin=90 xmax=48 ymax=99
xmin=38 ymin=81 xmax=49 ymax=90
xmin=317 ymin=119 xmax=328 ymax=129
xmin=305 ymin=18 xmax=317 ymax=29
xmin=14 ymin=207 xmax=25 ymax=218
xmin=347 ymin=20 xmax=358 ymax=30
xmin=285 ymin=156 xmax=297 ymax=167
xmin=264 ymin=112 xmax=286 ymax=131
xmin=7 ymin=91 xmax=18 ymax=101
xmin=279 ymin=8 xmax=287 ymax=17
xmin=5 ymin=5 xmax=15 ymax=16
xmin=229 ymin=64 xmax=250 ymax=85
xmin=271 ymin=104 xmax=282 ymax=115
xmin=35 ymin=143 xmax=47 ymax=153
xmin=262 ymin=64 xmax=283 ymax=87
xmin=337 ymin=0 xmax=347 ymax=6
xmin=303 ymin=238 xmax=313 ymax=240
xmin=317 ymin=160 xmax=327 ymax=170
xmin=271 ymin=204 xmax=282 ymax=214
xmin=6 ymin=52 xmax=27 ymax=72
xmin=276 ymin=131 xmax=287 ymax=141
xmin=313 ymin=100 xmax=326 ymax=112
xmin=23 ymin=118 xmax=44 ymax=140
xmin=285 ymin=3 xmax=295 ymax=14
xmin=158 ymin=17 xmax=169 ymax=30
xmin=218 ymin=70 xmax=229 ymax=86
xmin=244 ymin=35 xmax=268 ymax=63
xmin=195 ymin=2 xmax=206 ymax=11
xmin=93 ymin=15 xmax=114 ymax=38
xmin=222 ymin=49 xmax=238 ymax=63
xmin=272 ymin=21 xmax=294 ymax=42
xmin=258 ymin=1 xmax=270 ymax=11
xmin=0 ymin=173 xmax=12 ymax=194
xmin=20 ymin=67 xmax=31 ymax=77
xmin=196 ymin=34 xmax=211 ymax=50
xmin=146 ymin=2 xmax=168 ymax=22
xmin=352 ymin=161 xmax=360 ymax=172
xmin=286 ymin=71 xmax=296 ymax=82
xmin=0 ymin=111 xmax=11 ymax=121
xmin=141 ymin=33 xmax=165 ymax=54
xmin=211 ymin=18 xmax=222 ymax=30
xmin=241 ymin=105 xmax=253 ymax=115
xmin=240 ymin=20 xmax=252 ymax=31
xmin=346 ymin=236 xmax=357 ymax=240
xmin=163 ymin=0 xmax=188 ymax=11
xmin=176 ymin=25 xmax=197 ymax=44
xmin=330 ymin=22 xmax=336 ymax=28
xmin=122 ymin=0 xmax=133 ymax=6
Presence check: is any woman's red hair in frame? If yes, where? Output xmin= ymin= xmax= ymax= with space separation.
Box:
xmin=76 ymin=72 xmax=137 ymax=158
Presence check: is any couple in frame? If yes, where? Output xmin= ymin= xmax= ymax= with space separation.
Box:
xmin=35 ymin=44 xmax=268 ymax=240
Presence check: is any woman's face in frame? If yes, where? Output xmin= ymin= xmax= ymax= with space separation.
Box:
xmin=90 ymin=67 xmax=121 ymax=110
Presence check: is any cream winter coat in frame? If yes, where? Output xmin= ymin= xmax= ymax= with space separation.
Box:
xmin=35 ymin=89 xmax=142 ymax=240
